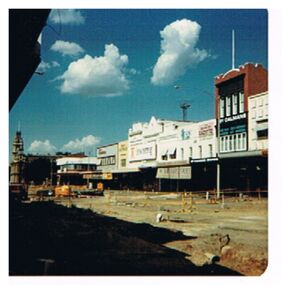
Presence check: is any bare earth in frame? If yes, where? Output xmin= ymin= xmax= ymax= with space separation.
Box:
xmin=57 ymin=190 xmax=267 ymax=276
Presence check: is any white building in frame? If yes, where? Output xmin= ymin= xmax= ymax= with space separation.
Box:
xmin=127 ymin=116 xmax=217 ymax=169
xmin=56 ymin=156 xmax=100 ymax=185
xmin=248 ymin=91 xmax=268 ymax=151
xmin=57 ymin=156 xmax=99 ymax=173
xmin=96 ymin=143 xmax=118 ymax=172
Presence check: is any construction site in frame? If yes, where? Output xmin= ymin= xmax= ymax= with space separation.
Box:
xmin=9 ymin=189 xmax=267 ymax=276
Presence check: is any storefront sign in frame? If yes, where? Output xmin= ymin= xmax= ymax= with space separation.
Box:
xmin=100 ymin=155 xmax=116 ymax=166
xmin=97 ymin=144 xmax=118 ymax=158
xmin=156 ymin=166 xmax=191 ymax=179
xmin=83 ymin=173 xmax=113 ymax=180
xmin=219 ymin=112 xmax=247 ymax=136
xmin=191 ymin=157 xmax=218 ymax=163
xmin=219 ymin=112 xmax=246 ymax=124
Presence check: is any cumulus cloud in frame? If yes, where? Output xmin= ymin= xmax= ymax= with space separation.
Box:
xmin=51 ymin=40 xmax=85 ymax=57
xmin=59 ymin=44 xmax=129 ymax=97
xmin=49 ymin=9 xmax=85 ymax=25
xmin=62 ymin=135 xmax=101 ymax=153
xmin=151 ymin=19 xmax=209 ymax=86
xmin=28 ymin=140 xmax=57 ymax=155
xmin=36 ymin=60 xmax=60 ymax=73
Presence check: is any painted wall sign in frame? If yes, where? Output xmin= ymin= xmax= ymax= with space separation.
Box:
xmin=129 ymin=142 xmax=156 ymax=162
xmin=156 ymin=166 xmax=191 ymax=179
xmin=219 ymin=112 xmax=247 ymax=136
xmin=198 ymin=122 xmax=214 ymax=139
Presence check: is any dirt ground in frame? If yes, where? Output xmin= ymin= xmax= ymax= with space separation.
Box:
xmin=56 ymin=190 xmax=268 ymax=276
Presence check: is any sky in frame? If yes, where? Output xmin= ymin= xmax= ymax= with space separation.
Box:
xmin=9 ymin=9 xmax=268 ymax=158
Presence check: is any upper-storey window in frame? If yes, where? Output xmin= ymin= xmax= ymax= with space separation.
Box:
xmin=239 ymin=92 xmax=244 ymax=113
xmin=232 ymin=94 xmax=238 ymax=115
xmin=220 ymin=98 xmax=225 ymax=118
xmin=226 ymin=96 xmax=231 ymax=116
xmin=258 ymin=98 xmax=263 ymax=107
xmin=209 ymin=144 xmax=213 ymax=157
xmin=198 ymin=145 xmax=202 ymax=159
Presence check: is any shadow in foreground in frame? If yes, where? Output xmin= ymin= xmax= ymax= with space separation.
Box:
xmin=9 ymin=201 xmax=242 ymax=276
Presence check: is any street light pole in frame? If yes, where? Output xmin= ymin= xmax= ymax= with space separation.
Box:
xmin=216 ymin=96 xmax=221 ymax=199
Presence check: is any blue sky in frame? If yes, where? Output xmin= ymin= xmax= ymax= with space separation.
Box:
xmin=9 ymin=9 xmax=267 ymax=158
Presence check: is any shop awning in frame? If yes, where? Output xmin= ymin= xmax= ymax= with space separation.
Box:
xmin=219 ymin=150 xmax=265 ymax=159
xmin=167 ymin=147 xmax=176 ymax=155
xmin=159 ymin=149 xmax=168 ymax=156
xmin=256 ymin=122 xmax=268 ymax=132
xmin=156 ymin=166 xmax=191 ymax=180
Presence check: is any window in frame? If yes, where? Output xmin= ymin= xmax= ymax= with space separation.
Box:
xmin=232 ymin=94 xmax=238 ymax=115
xmin=224 ymin=136 xmax=228 ymax=151
xmin=233 ymin=135 xmax=236 ymax=151
xmin=170 ymin=149 xmax=177 ymax=159
xmin=251 ymin=99 xmax=256 ymax=109
xmin=242 ymin=133 xmax=246 ymax=150
xmin=220 ymin=98 xmax=225 ymax=118
xmin=265 ymin=96 xmax=268 ymax=106
xmin=239 ymin=92 xmax=244 ymax=113
xmin=198 ymin=146 xmax=202 ymax=158
xmin=229 ymin=135 xmax=233 ymax=151
xmin=259 ymin=98 xmax=263 ymax=106
xmin=209 ymin=144 xmax=213 ymax=157
xmin=220 ymin=137 xmax=224 ymax=152
xmin=257 ymin=129 xmax=268 ymax=139
xmin=251 ymin=110 xmax=256 ymax=119
xmin=181 ymin=148 xmax=184 ymax=160
xmin=238 ymin=134 xmax=242 ymax=150
xmin=162 ymin=154 xmax=168 ymax=160
xmin=226 ymin=96 xmax=231 ymax=116
xmin=121 ymin=159 xmax=126 ymax=167
xmin=265 ymin=106 xmax=268 ymax=117
xmin=189 ymin=147 xmax=193 ymax=158
xmin=258 ymin=109 xmax=263 ymax=118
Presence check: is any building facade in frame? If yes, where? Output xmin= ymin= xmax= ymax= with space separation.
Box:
xmin=10 ymin=130 xmax=25 ymax=184
xmin=248 ymin=92 xmax=268 ymax=151
xmin=215 ymin=62 xmax=268 ymax=191
xmin=56 ymin=155 xmax=99 ymax=186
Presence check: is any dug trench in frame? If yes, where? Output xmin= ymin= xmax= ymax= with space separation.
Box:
xmin=9 ymin=200 xmax=242 ymax=276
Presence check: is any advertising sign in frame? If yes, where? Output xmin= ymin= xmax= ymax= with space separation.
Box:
xmin=83 ymin=173 xmax=113 ymax=180
xmin=198 ymin=122 xmax=214 ymax=140
xmin=219 ymin=112 xmax=247 ymax=136
xmin=156 ymin=166 xmax=191 ymax=179
xmin=129 ymin=142 xmax=156 ymax=162
xmin=97 ymin=144 xmax=118 ymax=158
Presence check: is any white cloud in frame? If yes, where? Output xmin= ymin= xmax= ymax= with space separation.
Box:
xmin=28 ymin=140 xmax=57 ymax=155
xmin=62 ymin=135 xmax=101 ymax=154
xmin=59 ymin=44 xmax=130 ymax=97
xmin=51 ymin=40 xmax=85 ymax=57
xmin=151 ymin=19 xmax=209 ymax=86
xmin=49 ymin=9 xmax=85 ymax=25
xmin=36 ymin=60 xmax=60 ymax=73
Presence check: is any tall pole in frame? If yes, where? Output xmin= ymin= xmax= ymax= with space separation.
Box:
xmin=50 ymin=158 xmax=53 ymax=186
xmin=87 ymin=152 xmax=90 ymax=188
xmin=232 ymin=29 xmax=235 ymax=69
xmin=216 ymin=96 xmax=221 ymax=199
xmin=217 ymin=161 xmax=220 ymax=199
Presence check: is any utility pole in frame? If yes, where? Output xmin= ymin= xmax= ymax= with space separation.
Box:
xmin=50 ymin=158 xmax=53 ymax=186
xmin=216 ymin=92 xmax=221 ymax=199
